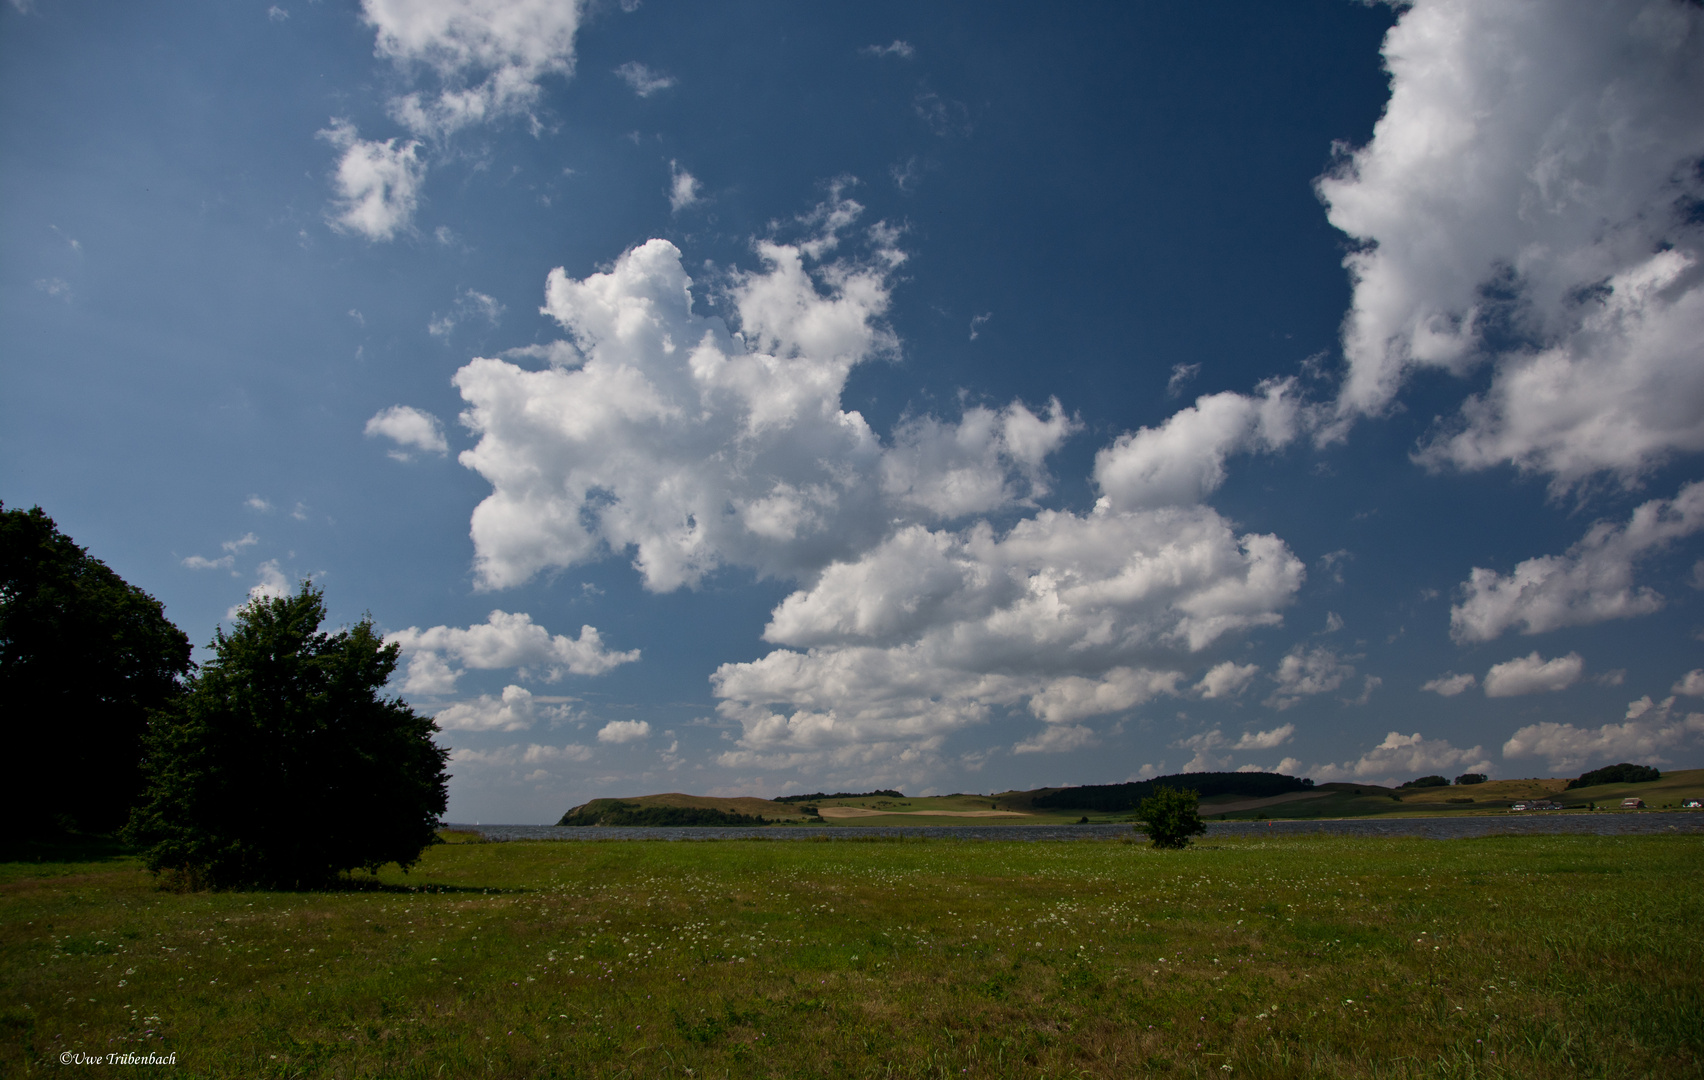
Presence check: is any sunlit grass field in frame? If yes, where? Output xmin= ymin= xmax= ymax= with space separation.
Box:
xmin=3 ymin=832 xmax=1699 ymax=1078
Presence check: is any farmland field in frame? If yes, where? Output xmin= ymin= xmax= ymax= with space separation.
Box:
xmin=3 ymin=832 xmax=1700 ymax=1078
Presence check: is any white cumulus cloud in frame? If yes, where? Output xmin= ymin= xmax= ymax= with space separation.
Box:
xmin=365 ymin=404 xmax=449 ymax=459
xmin=450 ymin=192 xmax=1313 ymax=772
xmin=1174 ymin=723 xmax=1295 ymax=772
xmin=1311 ymin=731 xmax=1491 ymax=784
xmin=1197 ymin=661 xmax=1259 ymax=700
xmin=714 ymin=506 xmax=1303 ymax=766
xmin=1265 ymin=646 xmax=1354 ymax=710
xmin=450 ymin=741 xmax=595 ymax=769
xmin=1482 ymin=651 xmax=1584 ymax=698
xmin=387 ymin=610 xmax=638 ymax=695
xmin=434 ymin=684 xmax=570 ymax=732
xmin=1421 ymin=672 xmax=1477 ymax=697
xmin=363 ymin=0 xmax=585 ymax=136
xmin=1026 ymin=668 xmax=1186 ymax=724
xmin=1451 ymin=481 xmax=1704 ymax=642
xmin=228 ymin=559 xmax=292 ymax=619
xmin=318 ymin=119 xmax=425 ymax=241
xmin=1674 ymin=669 xmax=1704 ymax=697
xmin=1234 ymin=723 xmax=1295 ymax=751
xmin=1093 ymin=381 xmax=1300 ymax=509
xmin=456 ymin=195 xmax=1068 ymax=593
xmin=1319 ymin=0 xmax=1704 ymax=490
xmin=597 ymin=719 xmax=651 ymax=744
xmin=1503 ymin=694 xmax=1704 ymax=771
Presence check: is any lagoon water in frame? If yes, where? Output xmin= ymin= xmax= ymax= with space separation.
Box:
xmin=451 ymin=813 xmax=1703 ymax=843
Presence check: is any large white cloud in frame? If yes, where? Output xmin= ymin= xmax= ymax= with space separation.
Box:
xmin=451 ymin=195 xmax=1315 ymax=772
xmin=712 ymin=504 xmax=1303 ymax=765
xmin=1482 ymin=651 xmax=1584 ymax=697
xmin=455 ymin=199 xmax=1073 ymax=592
xmin=1319 ymin=0 xmax=1704 ymax=488
xmin=1451 ymin=481 xmax=1704 ymax=641
xmin=1311 ymin=731 xmax=1491 ymax=784
xmin=362 ymin=0 xmax=585 ymax=136
xmin=387 ymin=610 xmax=638 ymax=695
xmin=1503 ymin=694 xmax=1704 ymax=771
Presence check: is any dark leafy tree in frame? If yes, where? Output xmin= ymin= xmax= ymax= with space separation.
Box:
xmin=126 ymin=584 xmax=448 ymax=888
xmin=1 ymin=503 xmax=192 ymax=837
xmin=1400 ymin=775 xmax=1449 ymax=789
xmin=1454 ymin=773 xmax=1487 ymax=786
xmin=1134 ymin=785 xmax=1206 ymax=850
xmin=1034 ymin=771 xmax=1310 ymax=812
xmin=1566 ymin=763 xmax=1661 ymax=790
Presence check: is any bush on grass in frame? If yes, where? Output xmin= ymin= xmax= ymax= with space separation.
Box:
xmin=125 ymin=584 xmax=448 ymax=888
xmin=1134 ymin=785 xmax=1205 ymax=849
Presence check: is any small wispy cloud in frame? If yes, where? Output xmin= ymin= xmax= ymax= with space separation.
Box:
xmin=615 ymin=61 xmax=675 ymax=97
xmin=1166 ymin=362 xmax=1200 ymax=397
xmin=861 ymin=40 xmax=914 ymax=59
xmin=669 ymin=161 xmax=701 ymax=212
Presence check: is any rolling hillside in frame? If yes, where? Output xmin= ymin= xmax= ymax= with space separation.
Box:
xmin=555 ymin=769 xmax=1704 ymax=826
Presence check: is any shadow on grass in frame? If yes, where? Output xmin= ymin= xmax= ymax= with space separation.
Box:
xmin=322 ymin=876 xmax=524 ymax=896
xmin=0 ymin=831 xmax=136 ymax=865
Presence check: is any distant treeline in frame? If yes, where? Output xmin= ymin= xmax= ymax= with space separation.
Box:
xmin=557 ymin=800 xmax=771 ymax=827
xmin=773 ymin=789 xmax=904 ymax=804
xmin=1565 ymin=763 xmax=1661 ymax=790
xmin=1032 ymin=772 xmax=1312 ymax=812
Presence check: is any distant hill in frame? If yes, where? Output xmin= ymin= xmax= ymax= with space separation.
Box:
xmin=558 ymin=799 xmax=773 ymax=827
xmin=1029 ymin=772 xmax=1312 ymax=812
xmin=552 ymin=769 xmax=1703 ymax=826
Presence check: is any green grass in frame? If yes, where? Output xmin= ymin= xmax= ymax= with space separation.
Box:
xmin=4 ymin=833 xmax=1701 ymax=1078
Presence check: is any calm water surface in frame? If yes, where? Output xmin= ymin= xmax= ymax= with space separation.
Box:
xmin=449 ymin=813 xmax=1703 ymax=843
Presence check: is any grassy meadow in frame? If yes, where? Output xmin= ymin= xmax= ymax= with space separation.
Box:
xmin=3 ymin=832 xmax=1700 ymax=1079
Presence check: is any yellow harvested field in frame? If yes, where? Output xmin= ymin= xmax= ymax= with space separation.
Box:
xmin=1197 ymin=790 xmax=1333 ymax=815
xmin=816 ymin=806 xmax=1032 ymax=818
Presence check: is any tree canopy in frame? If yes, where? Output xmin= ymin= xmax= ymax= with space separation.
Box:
xmin=1034 ymin=771 xmax=1310 ymax=812
xmin=1566 ymin=763 xmax=1661 ymax=790
xmin=2 ymin=503 xmax=192 ymax=836
xmin=1134 ymin=785 xmax=1207 ymax=850
xmin=126 ymin=583 xmax=448 ymax=887
xmin=1400 ymin=775 xmax=1449 ymax=789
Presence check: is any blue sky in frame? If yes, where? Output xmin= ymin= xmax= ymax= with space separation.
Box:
xmin=4 ymin=0 xmax=1703 ymax=823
